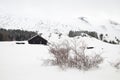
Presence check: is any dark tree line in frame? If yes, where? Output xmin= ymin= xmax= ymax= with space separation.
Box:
xmin=68 ymin=30 xmax=120 ymax=44
xmin=68 ymin=30 xmax=98 ymax=39
xmin=0 ymin=28 xmax=37 ymax=41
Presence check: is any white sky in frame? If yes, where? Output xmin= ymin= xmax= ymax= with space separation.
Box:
xmin=0 ymin=0 xmax=120 ymax=22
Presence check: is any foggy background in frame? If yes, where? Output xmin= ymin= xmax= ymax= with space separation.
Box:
xmin=0 ymin=0 xmax=120 ymax=22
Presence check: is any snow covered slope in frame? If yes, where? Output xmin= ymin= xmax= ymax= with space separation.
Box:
xmin=0 ymin=15 xmax=120 ymax=44
xmin=0 ymin=38 xmax=120 ymax=80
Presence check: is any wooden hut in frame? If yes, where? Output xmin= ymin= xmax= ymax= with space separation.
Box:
xmin=28 ymin=35 xmax=48 ymax=45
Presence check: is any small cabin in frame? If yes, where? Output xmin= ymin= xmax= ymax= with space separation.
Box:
xmin=28 ymin=35 xmax=48 ymax=45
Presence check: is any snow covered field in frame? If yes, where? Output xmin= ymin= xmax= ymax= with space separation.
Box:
xmin=0 ymin=38 xmax=120 ymax=80
xmin=0 ymin=0 xmax=120 ymax=80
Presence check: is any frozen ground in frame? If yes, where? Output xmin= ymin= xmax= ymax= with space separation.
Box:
xmin=0 ymin=38 xmax=120 ymax=80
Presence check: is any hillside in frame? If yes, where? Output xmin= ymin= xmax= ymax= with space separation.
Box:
xmin=0 ymin=15 xmax=120 ymax=44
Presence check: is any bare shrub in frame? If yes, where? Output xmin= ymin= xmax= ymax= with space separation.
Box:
xmin=110 ymin=60 xmax=120 ymax=69
xmin=48 ymin=41 xmax=71 ymax=68
xmin=48 ymin=40 xmax=103 ymax=70
xmin=114 ymin=62 xmax=120 ymax=69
